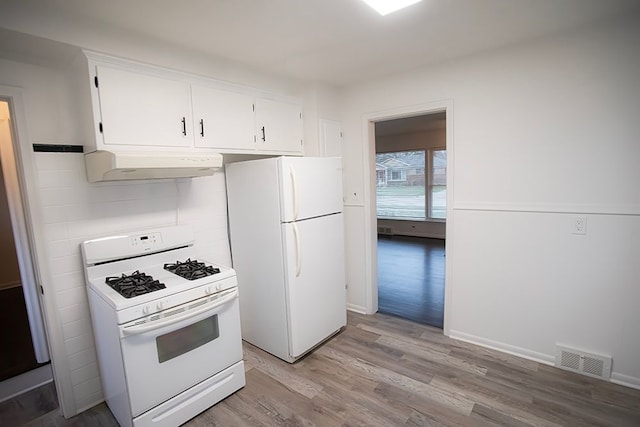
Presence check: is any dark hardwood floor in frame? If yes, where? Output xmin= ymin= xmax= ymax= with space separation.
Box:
xmin=378 ymin=235 xmax=445 ymax=328
xmin=3 ymin=311 xmax=639 ymax=426
xmin=0 ymin=286 xmax=40 ymax=382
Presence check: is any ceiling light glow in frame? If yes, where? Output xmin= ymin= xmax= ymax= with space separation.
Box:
xmin=361 ymin=0 xmax=423 ymax=16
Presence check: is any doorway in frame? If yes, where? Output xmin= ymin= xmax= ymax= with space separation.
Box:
xmin=0 ymin=100 xmax=50 ymax=387
xmin=374 ymin=112 xmax=447 ymax=328
xmin=0 ymin=168 xmax=39 ymax=380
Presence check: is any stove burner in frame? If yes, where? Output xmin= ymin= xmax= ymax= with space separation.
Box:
xmin=164 ymin=259 xmax=221 ymax=281
xmin=105 ymin=270 xmax=166 ymax=298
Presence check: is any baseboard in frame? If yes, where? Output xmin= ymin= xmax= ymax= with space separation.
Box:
xmin=448 ymin=330 xmax=555 ymax=365
xmin=75 ymin=398 xmax=106 ymax=415
xmin=611 ymin=372 xmax=640 ymax=390
xmin=0 ymin=280 xmax=22 ymax=291
xmin=0 ymin=364 xmax=53 ymax=403
xmin=346 ymin=303 xmax=367 ymax=314
xmin=449 ymin=330 xmax=640 ymax=391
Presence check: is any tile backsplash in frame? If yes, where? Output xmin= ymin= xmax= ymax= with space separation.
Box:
xmin=34 ymin=151 xmax=231 ymax=412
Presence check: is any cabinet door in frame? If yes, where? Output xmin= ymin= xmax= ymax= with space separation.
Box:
xmin=191 ymin=85 xmax=256 ymax=151
xmin=255 ymin=98 xmax=303 ymax=154
xmin=96 ymin=66 xmax=193 ymax=148
xmin=320 ymin=119 xmax=343 ymax=157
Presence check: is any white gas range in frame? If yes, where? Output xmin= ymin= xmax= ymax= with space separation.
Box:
xmin=81 ymin=226 xmax=245 ymax=427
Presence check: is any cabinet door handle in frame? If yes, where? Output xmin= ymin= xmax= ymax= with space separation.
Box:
xmin=199 ymin=119 xmax=205 ymax=137
xmin=181 ymin=117 xmax=187 ymax=136
xmin=261 ymin=126 xmax=266 ymax=142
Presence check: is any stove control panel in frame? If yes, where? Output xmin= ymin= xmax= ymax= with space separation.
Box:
xmin=130 ymin=232 xmax=162 ymax=248
xmin=139 ymin=300 xmax=168 ymax=317
xmin=205 ymin=284 xmax=223 ymax=295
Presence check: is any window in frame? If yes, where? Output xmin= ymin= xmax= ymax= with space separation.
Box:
xmin=390 ymin=170 xmax=406 ymax=181
xmin=376 ymin=151 xmax=425 ymax=219
xmin=376 ymin=149 xmax=446 ymax=220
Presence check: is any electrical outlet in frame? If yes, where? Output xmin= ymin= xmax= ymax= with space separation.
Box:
xmin=572 ymin=216 xmax=587 ymax=235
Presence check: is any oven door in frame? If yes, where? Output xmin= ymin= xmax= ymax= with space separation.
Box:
xmin=119 ymin=288 xmax=242 ymax=417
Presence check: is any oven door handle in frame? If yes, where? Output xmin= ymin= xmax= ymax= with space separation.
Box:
xmin=120 ymin=289 xmax=238 ymax=336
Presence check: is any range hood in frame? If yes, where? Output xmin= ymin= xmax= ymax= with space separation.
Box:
xmin=85 ymin=150 xmax=223 ymax=183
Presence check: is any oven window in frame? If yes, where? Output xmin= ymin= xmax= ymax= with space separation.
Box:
xmin=156 ymin=315 xmax=219 ymax=363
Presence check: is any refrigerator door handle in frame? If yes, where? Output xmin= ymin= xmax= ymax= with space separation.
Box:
xmin=292 ymin=222 xmax=301 ymax=277
xmin=289 ymin=165 xmax=299 ymax=220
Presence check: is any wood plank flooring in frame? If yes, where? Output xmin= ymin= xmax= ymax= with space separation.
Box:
xmin=3 ymin=311 xmax=639 ymax=426
xmin=378 ymin=235 xmax=445 ymax=328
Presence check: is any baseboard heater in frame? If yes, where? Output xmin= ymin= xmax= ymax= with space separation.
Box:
xmin=377 ymin=226 xmax=393 ymax=235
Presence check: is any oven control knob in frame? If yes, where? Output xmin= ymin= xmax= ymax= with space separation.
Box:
xmin=205 ymin=286 xmax=213 ymax=295
xmin=142 ymin=306 xmax=150 ymax=315
xmin=156 ymin=302 xmax=164 ymax=311
xmin=215 ymin=284 xmax=222 ymax=291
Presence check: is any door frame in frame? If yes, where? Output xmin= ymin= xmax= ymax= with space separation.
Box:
xmin=0 ymin=86 xmax=74 ymax=416
xmin=0 ymin=97 xmax=49 ymax=364
xmin=361 ymin=99 xmax=454 ymax=335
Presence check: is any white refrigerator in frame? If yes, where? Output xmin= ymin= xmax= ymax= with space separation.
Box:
xmin=225 ymin=156 xmax=346 ymax=362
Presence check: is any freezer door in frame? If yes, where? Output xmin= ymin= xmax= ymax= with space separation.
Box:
xmin=282 ymin=213 xmax=346 ymax=358
xmin=279 ymin=157 xmax=343 ymax=222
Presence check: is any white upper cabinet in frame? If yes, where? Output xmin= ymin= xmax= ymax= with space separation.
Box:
xmin=79 ymin=52 xmax=303 ymax=155
xmin=191 ymin=85 xmax=256 ymax=151
xmin=255 ymin=98 xmax=303 ymax=154
xmin=95 ymin=66 xmax=193 ymax=149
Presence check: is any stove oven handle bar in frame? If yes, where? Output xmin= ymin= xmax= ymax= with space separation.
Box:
xmin=120 ymin=289 xmax=238 ymax=336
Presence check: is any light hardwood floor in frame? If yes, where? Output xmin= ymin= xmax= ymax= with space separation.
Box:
xmin=3 ymin=311 xmax=639 ymax=426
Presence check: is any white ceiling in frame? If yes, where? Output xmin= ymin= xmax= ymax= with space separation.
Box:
xmin=0 ymin=0 xmax=638 ymax=86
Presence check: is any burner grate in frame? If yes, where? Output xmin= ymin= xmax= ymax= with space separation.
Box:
xmin=164 ymin=259 xmax=221 ymax=281
xmin=105 ymin=270 xmax=166 ymax=298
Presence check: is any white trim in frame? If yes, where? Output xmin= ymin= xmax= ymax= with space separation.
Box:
xmin=448 ymin=330 xmax=555 ymax=365
xmin=611 ymin=373 xmax=640 ymax=391
xmin=363 ymin=120 xmax=377 ymax=314
xmin=0 ymin=364 xmax=53 ymax=403
xmin=0 ymin=86 xmax=75 ymax=417
xmin=450 ymin=330 xmax=640 ymax=391
xmin=0 ymin=112 xmax=49 ymax=363
xmin=362 ymin=100 xmax=454 ymax=329
xmin=380 ymin=232 xmax=445 ymax=240
xmin=346 ymin=303 xmax=367 ymax=314
xmin=453 ymin=201 xmax=640 ymax=216
xmin=377 ymin=217 xmax=445 ymax=223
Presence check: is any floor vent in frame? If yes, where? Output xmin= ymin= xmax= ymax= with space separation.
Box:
xmin=555 ymin=345 xmax=612 ymax=380
xmin=377 ymin=227 xmax=393 ymax=235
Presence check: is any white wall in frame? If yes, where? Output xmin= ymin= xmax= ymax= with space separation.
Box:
xmin=376 ymin=128 xmax=446 ymax=239
xmin=341 ymin=14 xmax=640 ymax=387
